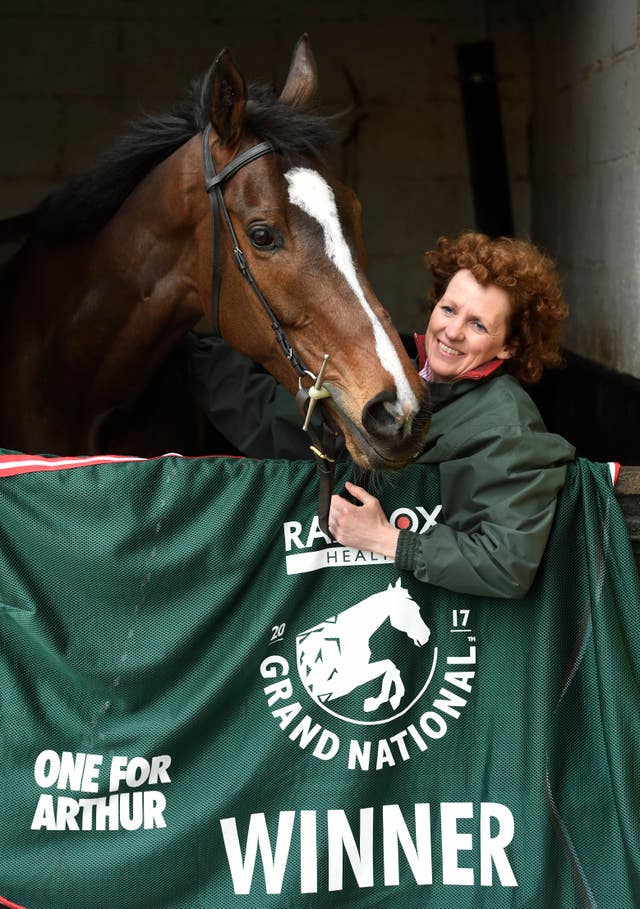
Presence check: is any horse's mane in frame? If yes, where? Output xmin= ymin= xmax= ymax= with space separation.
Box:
xmin=29 ymin=76 xmax=335 ymax=242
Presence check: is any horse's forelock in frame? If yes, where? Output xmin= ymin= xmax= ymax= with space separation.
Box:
xmin=243 ymin=84 xmax=335 ymax=164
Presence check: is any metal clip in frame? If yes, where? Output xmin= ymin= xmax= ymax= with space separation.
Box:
xmin=309 ymin=444 xmax=336 ymax=463
xmin=234 ymin=247 xmax=248 ymax=276
xmin=302 ymin=354 xmax=331 ymax=431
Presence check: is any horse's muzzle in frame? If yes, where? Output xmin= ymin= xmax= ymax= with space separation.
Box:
xmin=362 ymin=386 xmax=431 ymax=446
xmin=327 ymin=384 xmax=431 ymax=470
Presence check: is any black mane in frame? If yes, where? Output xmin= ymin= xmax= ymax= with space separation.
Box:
xmin=31 ymin=76 xmax=335 ymax=242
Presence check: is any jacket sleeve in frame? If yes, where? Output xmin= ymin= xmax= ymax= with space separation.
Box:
xmin=183 ymin=333 xmax=317 ymax=460
xmin=394 ymin=427 xmax=573 ymax=598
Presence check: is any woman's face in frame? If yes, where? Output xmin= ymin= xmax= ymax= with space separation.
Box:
xmin=425 ymin=269 xmax=514 ymax=382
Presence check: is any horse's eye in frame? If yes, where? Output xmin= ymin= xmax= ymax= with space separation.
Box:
xmin=249 ymin=226 xmax=276 ymax=249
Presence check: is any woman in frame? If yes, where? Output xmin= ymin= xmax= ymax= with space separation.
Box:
xmin=329 ymin=233 xmax=575 ymax=598
xmin=184 ymin=233 xmax=575 ymax=599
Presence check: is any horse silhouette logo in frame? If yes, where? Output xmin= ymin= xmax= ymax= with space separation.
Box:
xmin=296 ymin=579 xmax=430 ymax=720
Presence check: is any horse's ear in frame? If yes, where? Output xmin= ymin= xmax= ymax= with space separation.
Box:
xmin=394 ymin=578 xmax=403 ymax=589
xmin=279 ymin=34 xmax=318 ymax=109
xmin=207 ymin=49 xmax=247 ymax=147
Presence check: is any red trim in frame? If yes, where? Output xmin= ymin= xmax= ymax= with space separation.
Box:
xmin=413 ymin=332 xmax=427 ymax=371
xmin=0 ymin=452 xmax=148 ymax=478
xmin=456 ymin=358 xmax=503 ymax=382
xmin=0 ymin=451 xmax=247 ymax=480
xmin=610 ymin=462 xmax=621 ymax=486
xmin=0 ymin=896 xmax=28 ymax=909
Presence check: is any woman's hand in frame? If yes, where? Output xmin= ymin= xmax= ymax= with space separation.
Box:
xmin=328 ymin=482 xmax=400 ymax=558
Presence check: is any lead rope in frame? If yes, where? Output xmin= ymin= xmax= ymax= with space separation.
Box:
xmin=201 ymin=126 xmax=339 ymax=535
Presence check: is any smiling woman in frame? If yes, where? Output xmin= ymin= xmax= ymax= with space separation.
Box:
xmin=425 ymin=270 xmax=514 ymax=381
xmin=329 ymin=233 xmax=575 ymax=597
xmin=185 ymin=232 xmax=576 ymax=599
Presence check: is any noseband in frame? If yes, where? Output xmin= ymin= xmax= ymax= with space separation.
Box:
xmin=200 ymin=124 xmax=338 ymax=533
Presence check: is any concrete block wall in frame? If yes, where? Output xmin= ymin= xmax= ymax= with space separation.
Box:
xmin=532 ymin=0 xmax=640 ymax=378
xmin=1 ymin=0 xmax=532 ymax=332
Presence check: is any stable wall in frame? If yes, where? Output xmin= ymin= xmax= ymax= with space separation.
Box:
xmin=0 ymin=0 xmax=532 ymax=332
xmin=532 ymin=0 xmax=640 ymax=379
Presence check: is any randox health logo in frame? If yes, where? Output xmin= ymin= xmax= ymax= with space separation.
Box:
xmin=283 ymin=504 xmax=442 ymax=575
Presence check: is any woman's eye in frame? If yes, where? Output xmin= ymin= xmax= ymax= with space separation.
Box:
xmin=249 ymin=226 xmax=276 ymax=249
xmin=473 ymin=321 xmax=487 ymax=333
xmin=440 ymin=304 xmax=454 ymax=314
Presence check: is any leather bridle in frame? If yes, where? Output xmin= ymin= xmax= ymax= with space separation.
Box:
xmin=200 ymin=124 xmax=339 ymax=533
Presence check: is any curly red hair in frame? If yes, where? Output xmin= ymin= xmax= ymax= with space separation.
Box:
xmin=425 ymin=233 xmax=568 ymax=384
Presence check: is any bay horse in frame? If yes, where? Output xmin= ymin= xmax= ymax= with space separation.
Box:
xmin=0 ymin=36 xmax=429 ymax=468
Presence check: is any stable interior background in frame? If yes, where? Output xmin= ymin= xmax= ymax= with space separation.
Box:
xmin=2 ymin=0 xmax=640 ymax=460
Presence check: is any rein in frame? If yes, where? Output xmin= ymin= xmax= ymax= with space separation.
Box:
xmin=200 ymin=124 xmax=339 ymax=534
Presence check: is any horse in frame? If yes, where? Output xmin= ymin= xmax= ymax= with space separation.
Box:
xmin=0 ymin=36 xmax=430 ymax=470
xmin=296 ymin=578 xmax=430 ymax=714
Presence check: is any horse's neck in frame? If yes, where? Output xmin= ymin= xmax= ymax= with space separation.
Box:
xmin=34 ymin=141 xmax=204 ymax=399
xmin=341 ymin=592 xmax=393 ymax=637
xmin=0 ymin=139 xmax=208 ymax=453
xmin=86 ymin=140 xmax=205 ymax=344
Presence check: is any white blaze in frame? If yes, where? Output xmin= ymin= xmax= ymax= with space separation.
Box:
xmin=285 ymin=167 xmax=418 ymax=415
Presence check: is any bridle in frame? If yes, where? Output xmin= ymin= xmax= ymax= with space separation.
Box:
xmin=200 ymin=123 xmax=339 ymax=532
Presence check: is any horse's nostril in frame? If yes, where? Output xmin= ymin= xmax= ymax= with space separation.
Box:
xmin=361 ymin=390 xmax=401 ymax=438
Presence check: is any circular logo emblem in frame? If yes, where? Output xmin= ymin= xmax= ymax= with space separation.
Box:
xmin=295 ymin=579 xmax=437 ymax=725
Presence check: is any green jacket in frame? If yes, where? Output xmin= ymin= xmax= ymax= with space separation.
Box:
xmin=183 ymin=334 xmax=575 ymax=599
xmin=184 ymin=333 xmax=326 ymax=461
xmin=394 ymin=369 xmax=575 ymax=598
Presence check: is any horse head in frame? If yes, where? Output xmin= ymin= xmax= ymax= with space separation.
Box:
xmin=198 ymin=37 xmax=431 ymax=471
xmin=386 ymin=579 xmax=430 ymax=646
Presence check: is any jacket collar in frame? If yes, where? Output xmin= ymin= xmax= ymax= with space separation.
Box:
xmin=413 ymin=332 xmax=504 ymax=383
